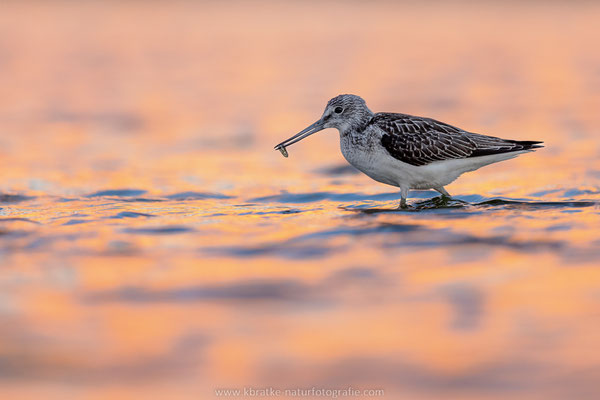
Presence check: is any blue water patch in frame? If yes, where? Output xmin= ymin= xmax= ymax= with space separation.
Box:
xmin=123 ymin=225 xmax=194 ymax=235
xmin=165 ymin=191 xmax=233 ymax=200
xmin=109 ymin=211 xmax=155 ymax=219
xmin=87 ymin=189 xmax=147 ymax=197
xmin=528 ymin=188 xmax=563 ymax=197
xmin=236 ymin=208 xmax=305 ymax=216
xmin=203 ymin=223 xmax=420 ymax=260
xmin=476 ymin=199 xmax=597 ymax=209
xmin=63 ymin=219 xmax=90 ymax=226
xmin=0 ymin=194 xmax=35 ymax=203
xmin=295 ymin=223 xmax=421 ymax=241
xmin=563 ymin=188 xmax=599 ymax=197
xmin=0 ymin=218 xmax=40 ymax=224
xmin=250 ymin=191 xmax=400 ymax=204
xmin=117 ymin=197 xmax=166 ymax=203
xmin=383 ymin=231 xmax=564 ymax=252
xmin=455 ymin=194 xmax=491 ymax=203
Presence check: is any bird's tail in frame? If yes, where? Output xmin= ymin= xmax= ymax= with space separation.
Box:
xmin=507 ymin=140 xmax=544 ymax=150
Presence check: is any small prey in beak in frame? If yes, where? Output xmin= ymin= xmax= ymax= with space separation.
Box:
xmin=278 ymin=146 xmax=288 ymax=158
xmin=274 ymin=119 xmax=326 ymax=158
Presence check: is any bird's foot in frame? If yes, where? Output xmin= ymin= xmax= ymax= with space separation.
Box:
xmin=434 ymin=187 xmax=451 ymax=198
xmin=437 ymin=195 xmax=452 ymax=205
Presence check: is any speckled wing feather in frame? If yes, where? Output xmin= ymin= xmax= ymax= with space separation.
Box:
xmin=373 ymin=113 xmax=543 ymax=167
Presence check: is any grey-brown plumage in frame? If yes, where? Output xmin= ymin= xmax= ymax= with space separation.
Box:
xmin=375 ymin=113 xmax=543 ymax=167
xmin=274 ymin=94 xmax=544 ymax=208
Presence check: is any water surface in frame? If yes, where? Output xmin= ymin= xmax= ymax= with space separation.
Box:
xmin=1 ymin=2 xmax=600 ymax=399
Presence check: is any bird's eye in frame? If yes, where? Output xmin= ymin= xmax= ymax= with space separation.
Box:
xmin=334 ymin=106 xmax=344 ymax=114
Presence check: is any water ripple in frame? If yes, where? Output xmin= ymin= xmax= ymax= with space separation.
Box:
xmin=345 ymin=196 xmax=598 ymax=213
xmin=87 ymin=189 xmax=147 ymax=197
xmin=202 ymin=221 xmax=565 ymax=260
xmin=250 ymin=191 xmax=399 ymax=203
xmin=123 ymin=225 xmax=194 ymax=235
xmin=0 ymin=217 xmax=40 ymax=224
xmin=165 ymin=191 xmax=233 ymax=200
xmin=109 ymin=211 xmax=155 ymax=219
xmin=204 ymin=243 xmax=333 ymax=260
xmin=0 ymin=194 xmax=35 ymax=203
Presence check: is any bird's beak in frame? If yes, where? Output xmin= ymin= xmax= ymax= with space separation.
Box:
xmin=274 ymin=119 xmax=325 ymax=151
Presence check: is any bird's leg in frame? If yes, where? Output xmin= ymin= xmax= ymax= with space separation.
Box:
xmin=398 ymin=187 xmax=409 ymax=209
xmin=435 ymin=187 xmax=451 ymax=198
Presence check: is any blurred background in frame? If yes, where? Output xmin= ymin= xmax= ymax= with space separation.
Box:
xmin=1 ymin=1 xmax=599 ymax=399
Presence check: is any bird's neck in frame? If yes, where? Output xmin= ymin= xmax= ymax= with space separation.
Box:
xmin=338 ymin=111 xmax=373 ymax=137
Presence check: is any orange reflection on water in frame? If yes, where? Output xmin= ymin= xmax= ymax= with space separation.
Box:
xmin=1 ymin=1 xmax=600 ymax=400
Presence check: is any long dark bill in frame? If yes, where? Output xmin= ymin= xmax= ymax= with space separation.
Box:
xmin=274 ymin=119 xmax=325 ymax=151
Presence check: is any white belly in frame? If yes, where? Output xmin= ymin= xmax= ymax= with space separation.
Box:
xmin=340 ymin=135 xmax=528 ymax=190
xmin=340 ymin=138 xmax=406 ymax=188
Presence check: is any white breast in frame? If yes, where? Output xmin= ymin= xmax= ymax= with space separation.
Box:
xmin=339 ymin=133 xmax=402 ymax=187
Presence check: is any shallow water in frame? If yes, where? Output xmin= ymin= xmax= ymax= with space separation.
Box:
xmin=1 ymin=2 xmax=600 ymax=399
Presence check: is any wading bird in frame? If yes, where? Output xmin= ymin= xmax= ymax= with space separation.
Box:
xmin=275 ymin=94 xmax=543 ymax=208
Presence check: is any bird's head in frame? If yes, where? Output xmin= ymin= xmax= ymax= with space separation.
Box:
xmin=274 ymin=94 xmax=372 ymax=152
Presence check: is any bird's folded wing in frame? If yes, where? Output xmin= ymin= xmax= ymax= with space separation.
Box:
xmin=374 ymin=113 xmax=539 ymax=167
